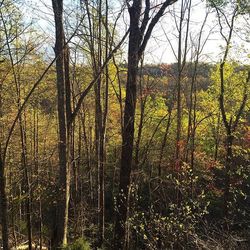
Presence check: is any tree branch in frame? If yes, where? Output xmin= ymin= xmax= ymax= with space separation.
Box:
xmin=138 ymin=0 xmax=178 ymax=58
xmin=70 ymin=29 xmax=129 ymax=124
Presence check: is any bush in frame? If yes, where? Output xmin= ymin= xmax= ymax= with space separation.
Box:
xmin=64 ymin=238 xmax=91 ymax=250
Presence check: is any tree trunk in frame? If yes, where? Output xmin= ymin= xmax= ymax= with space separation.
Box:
xmin=114 ymin=4 xmax=141 ymax=248
xmin=158 ymin=111 xmax=172 ymax=177
xmin=214 ymin=114 xmax=221 ymax=161
xmin=134 ymin=62 xmax=146 ymax=170
xmin=19 ymin=119 xmax=32 ymax=250
xmin=114 ymin=1 xmax=177 ymax=248
xmin=0 ymin=79 xmax=9 ymax=250
xmin=0 ymin=157 xmax=9 ymax=250
xmin=223 ymin=131 xmax=233 ymax=218
xmin=52 ymin=0 xmax=70 ymax=247
xmin=175 ymin=0 xmax=191 ymax=167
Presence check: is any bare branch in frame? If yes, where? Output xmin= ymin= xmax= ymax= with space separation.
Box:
xmin=139 ymin=0 xmax=178 ymax=58
xmin=70 ymin=29 xmax=129 ymax=124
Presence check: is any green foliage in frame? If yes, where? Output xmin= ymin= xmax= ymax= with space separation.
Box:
xmin=207 ymin=0 xmax=250 ymax=13
xmin=129 ymin=164 xmax=210 ymax=249
xmin=210 ymin=62 xmax=249 ymax=116
xmin=207 ymin=0 xmax=231 ymax=8
xmin=64 ymin=238 xmax=91 ymax=250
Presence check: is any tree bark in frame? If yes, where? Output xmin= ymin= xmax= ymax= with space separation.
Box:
xmin=114 ymin=1 xmax=177 ymax=248
xmin=175 ymin=0 xmax=191 ymax=167
xmin=113 ymin=3 xmax=141 ymax=248
xmin=223 ymin=131 xmax=233 ymax=218
xmin=0 ymin=65 xmax=9 ymax=250
xmin=19 ymin=118 xmax=32 ymax=250
xmin=158 ymin=111 xmax=172 ymax=177
xmin=51 ymin=0 xmax=70 ymax=247
xmin=0 ymin=157 xmax=9 ymax=250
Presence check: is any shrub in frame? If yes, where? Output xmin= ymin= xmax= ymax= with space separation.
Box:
xmin=64 ymin=238 xmax=91 ymax=250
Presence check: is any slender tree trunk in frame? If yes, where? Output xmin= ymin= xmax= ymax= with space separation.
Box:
xmin=0 ymin=78 xmax=9 ymax=249
xmin=214 ymin=114 xmax=221 ymax=161
xmin=19 ymin=118 xmax=32 ymax=250
xmin=223 ymin=131 xmax=233 ymax=218
xmin=134 ymin=61 xmax=146 ymax=169
xmin=175 ymin=0 xmax=184 ymax=167
xmin=175 ymin=0 xmax=191 ymax=167
xmin=81 ymin=111 xmax=93 ymax=204
xmin=85 ymin=0 xmax=109 ymax=245
xmin=9 ymin=164 xmax=17 ymax=248
xmin=52 ymin=0 xmax=70 ymax=247
xmin=158 ymin=111 xmax=172 ymax=177
xmin=34 ymin=111 xmax=43 ymax=249
xmin=98 ymin=1 xmax=109 ymax=243
xmin=112 ymin=56 xmax=124 ymax=133
xmin=215 ymin=5 xmax=248 ymax=219
xmin=186 ymin=9 xmax=208 ymax=176
xmin=0 ymin=157 xmax=9 ymax=250
xmin=95 ymin=12 xmax=105 ymax=244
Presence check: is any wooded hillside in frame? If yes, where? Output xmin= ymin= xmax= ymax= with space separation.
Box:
xmin=0 ymin=0 xmax=249 ymax=249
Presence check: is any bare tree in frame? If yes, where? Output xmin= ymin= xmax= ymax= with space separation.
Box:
xmin=51 ymin=0 xmax=70 ymax=247
xmin=114 ymin=1 xmax=178 ymax=249
xmin=212 ymin=2 xmax=249 ymax=218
